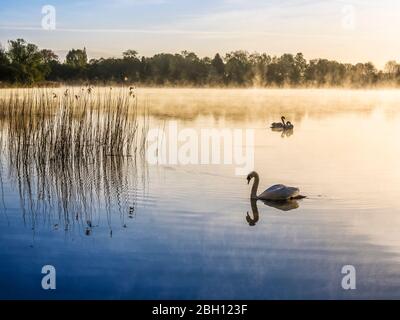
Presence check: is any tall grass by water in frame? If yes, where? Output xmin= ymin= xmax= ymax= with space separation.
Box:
xmin=0 ymin=87 xmax=147 ymax=158
xmin=0 ymin=87 xmax=148 ymax=234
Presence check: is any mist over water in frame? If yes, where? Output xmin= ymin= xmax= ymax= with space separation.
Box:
xmin=0 ymin=88 xmax=399 ymax=299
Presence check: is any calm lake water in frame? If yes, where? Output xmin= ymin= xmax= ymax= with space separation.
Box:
xmin=0 ymin=88 xmax=399 ymax=299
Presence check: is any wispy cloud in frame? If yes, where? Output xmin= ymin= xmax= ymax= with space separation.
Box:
xmin=0 ymin=0 xmax=399 ymax=67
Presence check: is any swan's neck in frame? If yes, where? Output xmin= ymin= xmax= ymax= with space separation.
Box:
xmin=250 ymin=174 xmax=259 ymax=199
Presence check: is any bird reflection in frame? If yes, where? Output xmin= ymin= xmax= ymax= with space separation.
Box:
xmin=246 ymin=198 xmax=300 ymax=226
xmin=246 ymin=199 xmax=259 ymax=226
xmin=271 ymin=127 xmax=294 ymax=138
xmin=280 ymin=129 xmax=293 ymax=138
xmin=261 ymin=199 xmax=299 ymax=211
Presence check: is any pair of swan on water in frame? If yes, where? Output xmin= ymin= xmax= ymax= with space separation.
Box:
xmin=271 ymin=116 xmax=294 ymax=130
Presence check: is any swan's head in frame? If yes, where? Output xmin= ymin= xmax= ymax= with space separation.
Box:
xmin=281 ymin=116 xmax=286 ymax=121
xmin=246 ymin=171 xmax=258 ymax=184
xmin=285 ymin=121 xmax=293 ymax=128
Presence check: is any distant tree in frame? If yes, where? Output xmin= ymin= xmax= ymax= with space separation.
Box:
xmin=384 ymin=61 xmax=400 ymax=83
xmin=0 ymin=38 xmax=396 ymax=87
xmin=212 ymin=53 xmax=225 ymax=76
xmin=304 ymin=59 xmax=347 ymax=86
xmin=350 ymin=62 xmax=377 ymax=86
xmin=225 ymin=51 xmax=251 ymax=85
xmin=7 ymin=39 xmax=46 ymax=83
xmin=40 ymin=49 xmax=59 ymax=64
xmin=384 ymin=61 xmax=398 ymax=75
xmin=64 ymin=48 xmax=88 ymax=80
xmin=181 ymin=51 xmax=207 ymax=84
xmin=121 ymin=50 xmax=141 ymax=81
xmin=0 ymin=44 xmax=13 ymax=82
xmin=248 ymin=53 xmax=271 ymax=85
xmin=294 ymin=53 xmax=307 ymax=84
xmin=38 ymin=49 xmax=59 ymax=80
xmin=266 ymin=54 xmax=298 ymax=86
xmin=123 ymin=50 xmax=139 ymax=59
xmin=66 ymin=48 xmax=87 ymax=68
xmin=0 ymin=44 xmax=9 ymax=64
xmin=148 ymin=54 xmax=174 ymax=84
xmin=139 ymin=56 xmax=150 ymax=82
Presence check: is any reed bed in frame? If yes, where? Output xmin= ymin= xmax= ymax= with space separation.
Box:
xmin=0 ymin=87 xmax=144 ymax=159
xmin=0 ymin=87 xmax=148 ymax=234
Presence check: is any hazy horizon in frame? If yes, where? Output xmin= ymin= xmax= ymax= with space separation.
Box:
xmin=1 ymin=0 xmax=400 ymax=68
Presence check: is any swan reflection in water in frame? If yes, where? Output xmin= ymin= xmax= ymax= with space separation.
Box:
xmin=271 ymin=127 xmax=294 ymax=138
xmin=246 ymin=198 xmax=300 ymax=226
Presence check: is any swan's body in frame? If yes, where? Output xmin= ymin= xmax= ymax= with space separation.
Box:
xmin=258 ymin=184 xmax=299 ymax=201
xmin=271 ymin=117 xmax=294 ymax=130
xmin=271 ymin=116 xmax=286 ymax=129
xmin=247 ymin=171 xmax=302 ymax=201
xmin=284 ymin=121 xmax=294 ymax=130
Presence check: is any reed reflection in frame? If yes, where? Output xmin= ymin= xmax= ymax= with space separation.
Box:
xmin=0 ymin=89 xmax=148 ymax=236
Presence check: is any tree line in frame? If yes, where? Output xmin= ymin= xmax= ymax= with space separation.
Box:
xmin=1 ymin=38 xmax=400 ymax=87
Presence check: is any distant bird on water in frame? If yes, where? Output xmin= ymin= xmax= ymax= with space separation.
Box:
xmin=270 ymin=116 xmax=294 ymax=130
xmin=284 ymin=121 xmax=294 ymax=130
xmin=271 ymin=116 xmax=286 ymax=129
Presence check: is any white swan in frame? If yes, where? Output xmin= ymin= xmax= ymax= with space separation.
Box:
xmin=270 ymin=116 xmax=286 ymax=129
xmin=247 ymin=171 xmax=303 ymax=201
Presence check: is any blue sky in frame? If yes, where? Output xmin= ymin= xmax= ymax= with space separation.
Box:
xmin=0 ymin=0 xmax=399 ymax=67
